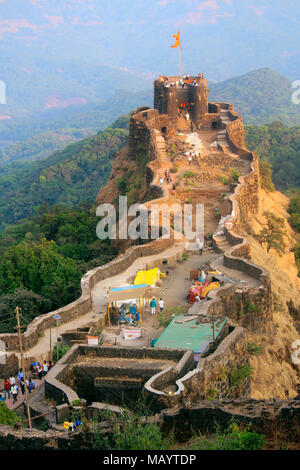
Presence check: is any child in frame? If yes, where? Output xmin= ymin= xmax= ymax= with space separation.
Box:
xmin=158 ymin=298 xmax=164 ymax=312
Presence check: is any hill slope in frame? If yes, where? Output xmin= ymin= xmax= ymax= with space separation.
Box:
xmin=0 ymin=122 xmax=129 ymax=230
xmin=245 ymin=122 xmax=300 ymax=190
xmin=209 ymin=69 xmax=300 ymax=126
xmin=0 ymin=89 xmax=152 ymax=165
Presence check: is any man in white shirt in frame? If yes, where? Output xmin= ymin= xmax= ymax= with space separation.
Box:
xmin=158 ymin=298 xmax=164 ymax=312
xmin=9 ymin=375 xmax=15 ymax=386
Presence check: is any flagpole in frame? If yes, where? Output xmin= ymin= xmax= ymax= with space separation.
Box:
xmin=179 ymin=43 xmax=183 ymax=77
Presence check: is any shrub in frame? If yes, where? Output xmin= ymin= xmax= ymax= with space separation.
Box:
xmin=72 ymin=399 xmax=82 ymax=406
xmin=187 ymin=422 xmax=265 ymax=450
xmin=183 ymin=170 xmax=195 ymax=179
xmin=53 ymin=343 xmax=70 ymax=361
xmin=259 ymin=159 xmax=275 ymax=192
xmin=248 ymin=342 xmax=263 ymax=355
xmin=220 ymin=176 xmax=230 ymax=185
xmin=230 ymin=168 xmax=240 ymax=182
xmin=170 ymin=167 xmax=179 ymax=173
xmin=0 ymin=403 xmax=21 ymax=426
xmin=229 ymin=363 xmax=252 ymax=389
xmin=247 ymin=303 xmax=256 ymax=312
xmin=214 ymin=209 xmax=221 ymax=220
xmin=116 ymin=176 xmax=127 ymax=193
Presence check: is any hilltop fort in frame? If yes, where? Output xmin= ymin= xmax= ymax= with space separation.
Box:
xmin=1 ymin=74 xmax=300 ymax=447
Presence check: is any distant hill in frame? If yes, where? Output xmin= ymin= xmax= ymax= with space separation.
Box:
xmin=245 ymin=122 xmax=300 ymax=191
xmin=0 ymin=120 xmax=129 ymax=230
xmin=0 ymin=89 xmax=153 ymax=165
xmin=209 ymin=68 xmax=300 ymax=126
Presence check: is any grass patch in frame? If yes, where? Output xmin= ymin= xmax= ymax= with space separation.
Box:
xmin=220 ymin=176 xmax=230 ymax=185
xmin=248 ymin=342 xmax=263 ymax=355
xmin=183 ymin=170 xmax=195 ymax=179
xmin=157 ymin=305 xmax=187 ymax=328
xmin=186 ymin=422 xmax=265 ymax=450
xmin=229 ymin=363 xmax=252 ymax=389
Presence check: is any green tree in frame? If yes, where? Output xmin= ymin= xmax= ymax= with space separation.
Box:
xmin=257 ymin=211 xmax=286 ymax=255
xmin=0 ymin=238 xmax=81 ymax=308
xmin=259 ymin=159 xmax=275 ymax=192
xmin=0 ymin=288 xmax=51 ymax=333
xmin=0 ymin=403 xmax=21 ymax=426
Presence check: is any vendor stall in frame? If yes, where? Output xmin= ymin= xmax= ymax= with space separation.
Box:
xmin=106 ymin=284 xmax=147 ymax=327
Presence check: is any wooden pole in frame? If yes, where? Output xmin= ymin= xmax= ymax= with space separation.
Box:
xmin=212 ymin=311 xmax=215 ymax=341
xmin=49 ymin=326 xmax=52 ymax=363
xmin=15 ymin=306 xmax=32 ymax=429
xmin=179 ymin=43 xmax=183 ymax=77
xmin=140 ymin=298 xmax=142 ymax=325
xmin=142 ymin=296 xmax=145 ymax=320
xmin=107 ymin=303 xmax=110 ymax=326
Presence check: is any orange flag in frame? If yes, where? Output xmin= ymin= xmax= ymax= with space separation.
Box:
xmin=171 ymin=30 xmax=181 ymax=48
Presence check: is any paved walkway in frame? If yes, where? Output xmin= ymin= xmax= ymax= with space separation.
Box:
xmin=91 ymin=242 xmax=185 ymax=313
xmin=20 ymin=309 xmax=101 ymax=364
xmin=2 ymin=377 xmax=44 ymax=411
xmin=212 ymin=256 xmax=260 ymax=288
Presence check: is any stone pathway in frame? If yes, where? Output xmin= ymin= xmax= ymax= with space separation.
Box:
xmin=3 ymin=377 xmax=44 ymax=411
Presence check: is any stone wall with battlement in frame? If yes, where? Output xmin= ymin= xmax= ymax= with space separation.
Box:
xmin=154 ymin=77 xmax=209 ymax=128
xmin=44 ymin=344 xmax=194 ymax=406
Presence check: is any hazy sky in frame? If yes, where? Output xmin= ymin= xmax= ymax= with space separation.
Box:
xmin=0 ymin=0 xmax=299 ymax=80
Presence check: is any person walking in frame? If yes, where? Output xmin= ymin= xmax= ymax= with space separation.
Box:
xmin=11 ymin=384 xmax=18 ymax=404
xmin=9 ymin=375 xmax=15 ymax=388
xmin=4 ymin=378 xmax=10 ymax=400
xmin=37 ymin=363 xmax=42 ymax=380
xmin=150 ymin=297 xmax=157 ymax=315
xmin=20 ymin=379 xmax=25 ymax=396
xmin=17 ymin=368 xmax=24 ymax=384
xmin=42 ymin=360 xmax=49 ymax=376
xmin=27 ymin=378 xmax=35 ymax=394
xmin=158 ymin=298 xmax=164 ymax=312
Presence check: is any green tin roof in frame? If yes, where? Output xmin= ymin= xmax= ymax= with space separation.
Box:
xmin=154 ymin=315 xmax=227 ymax=353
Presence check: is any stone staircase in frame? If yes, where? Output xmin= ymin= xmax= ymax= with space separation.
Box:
xmin=216 ymin=108 xmax=234 ymax=152
xmin=152 ymin=129 xmax=168 ymax=161
xmin=213 ymin=234 xmax=232 ymax=254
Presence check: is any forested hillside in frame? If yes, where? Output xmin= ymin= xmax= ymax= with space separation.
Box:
xmin=245 ymin=122 xmax=300 ymax=190
xmin=0 ymin=90 xmax=152 ymax=165
xmin=0 ymin=121 xmax=129 ymax=230
xmin=209 ymin=69 xmax=300 ymax=126
xmin=0 ymin=203 xmax=116 ymax=333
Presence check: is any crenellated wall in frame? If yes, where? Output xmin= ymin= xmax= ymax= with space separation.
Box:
xmin=154 ymin=77 xmax=208 ymax=128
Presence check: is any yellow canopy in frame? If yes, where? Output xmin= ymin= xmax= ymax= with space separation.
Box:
xmin=134 ymin=268 xmax=166 ymax=286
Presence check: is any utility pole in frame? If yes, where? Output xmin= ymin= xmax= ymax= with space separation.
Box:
xmin=15 ymin=306 xmax=32 ymax=429
xmin=49 ymin=326 xmax=52 ymax=363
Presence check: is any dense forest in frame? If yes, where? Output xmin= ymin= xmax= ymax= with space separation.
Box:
xmin=245 ymin=122 xmax=300 ymax=191
xmin=0 ymin=120 xmax=129 ymax=230
xmin=209 ymin=68 xmax=300 ymax=126
xmin=0 ymin=203 xmax=116 ymax=333
xmin=0 ymin=117 xmax=132 ymax=332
